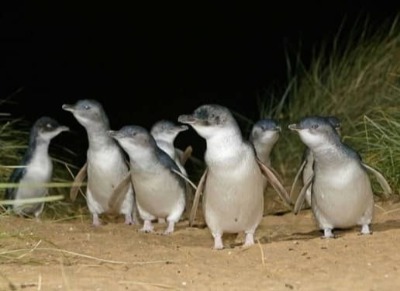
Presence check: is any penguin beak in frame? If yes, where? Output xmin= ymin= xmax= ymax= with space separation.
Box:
xmin=62 ymin=104 xmax=75 ymax=112
xmin=178 ymin=125 xmax=189 ymax=132
xmin=107 ymin=130 xmax=117 ymax=138
xmin=178 ymin=114 xmax=197 ymax=124
xmin=59 ymin=126 xmax=70 ymax=132
xmin=288 ymin=123 xmax=300 ymax=131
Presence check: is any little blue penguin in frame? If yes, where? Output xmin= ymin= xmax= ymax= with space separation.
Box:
xmin=108 ymin=125 xmax=186 ymax=234
xmin=5 ymin=116 xmax=69 ymax=218
xmin=150 ymin=120 xmax=189 ymax=175
xmin=249 ymin=119 xmax=286 ymax=213
xmin=178 ymin=104 xmax=291 ymax=249
xmin=150 ymin=119 xmax=193 ymax=221
xmin=249 ymin=119 xmax=281 ymax=167
xmin=289 ymin=116 xmax=374 ymax=238
xmin=62 ymin=99 xmax=137 ymax=226
xmin=290 ymin=116 xmax=341 ymax=207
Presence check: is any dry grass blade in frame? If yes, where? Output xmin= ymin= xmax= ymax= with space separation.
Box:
xmin=0 ymin=247 xmax=176 ymax=266
xmin=257 ymin=239 xmax=266 ymax=266
xmin=118 ymin=280 xmax=177 ymax=289
xmin=0 ymin=195 xmax=64 ymax=205
xmin=171 ymin=168 xmax=197 ymax=190
xmin=0 ymin=182 xmax=85 ymax=189
xmin=189 ymin=169 xmax=208 ymax=226
xmin=289 ymin=160 xmax=306 ymax=200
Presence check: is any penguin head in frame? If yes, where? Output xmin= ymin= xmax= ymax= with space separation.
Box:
xmin=33 ymin=116 xmax=69 ymax=141
xmin=326 ymin=115 xmax=341 ymax=135
xmin=108 ymin=125 xmax=157 ymax=154
xmin=250 ymin=119 xmax=281 ymax=146
xmin=178 ymin=104 xmax=240 ymax=139
xmin=288 ymin=116 xmax=340 ymax=149
xmin=62 ymin=99 xmax=109 ymax=128
xmin=150 ymin=120 xmax=188 ymax=143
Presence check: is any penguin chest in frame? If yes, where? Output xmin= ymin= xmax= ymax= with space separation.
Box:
xmin=87 ymin=148 xmax=128 ymax=201
xmin=132 ymin=170 xmax=184 ymax=218
xmin=15 ymin=154 xmax=52 ymax=201
xmin=203 ymin=158 xmax=264 ymax=233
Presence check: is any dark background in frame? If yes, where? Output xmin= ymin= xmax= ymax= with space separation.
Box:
xmin=1 ymin=1 xmax=399 ymax=163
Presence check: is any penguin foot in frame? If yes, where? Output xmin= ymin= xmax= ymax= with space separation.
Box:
xmin=212 ymin=234 xmax=224 ymax=250
xmin=321 ymin=228 xmax=336 ymax=239
xmin=124 ymin=214 xmax=133 ymax=225
xmin=163 ymin=221 xmax=175 ymax=235
xmin=360 ymin=224 xmax=372 ymax=235
xmin=92 ymin=214 xmax=101 ymax=227
xmin=243 ymin=233 xmax=255 ymax=248
xmin=139 ymin=220 xmax=154 ymax=233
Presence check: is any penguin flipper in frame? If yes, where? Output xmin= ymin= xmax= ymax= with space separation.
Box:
xmin=5 ymin=166 xmax=26 ymax=201
xmin=108 ymin=172 xmax=132 ymax=213
xmin=268 ymin=166 xmax=285 ymax=185
xmin=170 ymin=168 xmax=197 ymax=221
xmin=171 ymin=168 xmax=197 ymax=191
xmin=257 ymin=159 xmax=292 ymax=209
xmin=361 ymin=162 xmax=392 ymax=198
xmin=294 ymin=175 xmax=313 ymax=215
xmin=289 ymin=159 xmax=307 ymax=200
xmin=70 ymin=162 xmax=88 ymax=201
xmin=180 ymin=146 xmax=193 ymax=166
xmin=189 ymin=168 xmax=208 ymax=227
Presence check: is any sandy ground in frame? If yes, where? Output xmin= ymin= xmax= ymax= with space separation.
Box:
xmin=1 ymin=196 xmax=400 ymax=291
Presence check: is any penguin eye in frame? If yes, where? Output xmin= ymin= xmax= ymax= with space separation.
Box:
xmin=84 ymin=105 xmax=91 ymax=110
xmin=311 ymin=124 xmax=319 ymax=129
xmin=46 ymin=123 xmax=52 ymax=129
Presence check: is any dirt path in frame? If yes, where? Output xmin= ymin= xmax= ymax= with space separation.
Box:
xmin=1 ymin=199 xmax=400 ymax=291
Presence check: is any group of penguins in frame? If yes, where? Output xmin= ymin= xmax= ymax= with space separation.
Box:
xmin=4 ymin=100 xmax=392 ymax=249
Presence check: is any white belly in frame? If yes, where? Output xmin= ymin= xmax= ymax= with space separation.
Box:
xmin=203 ymin=156 xmax=264 ymax=234
xmin=14 ymin=153 xmax=52 ymax=215
xmin=132 ymin=169 xmax=184 ymax=218
xmin=312 ymin=163 xmax=374 ymax=228
xmin=87 ymin=147 xmax=129 ymax=209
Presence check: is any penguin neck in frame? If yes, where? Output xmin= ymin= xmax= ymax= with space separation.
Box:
xmin=252 ymin=142 xmax=274 ymax=166
xmin=155 ymin=139 xmax=175 ymax=158
xmin=32 ymin=138 xmax=51 ymax=157
xmin=86 ymin=124 xmax=115 ymax=151
xmin=205 ymin=128 xmax=244 ymax=166
xmin=23 ymin=137 xmax=52 ymax=167
xmin=312 ymin=142 xmax=349 ymax=170
xmin=129 ymin=148 xmax=160 ymax=173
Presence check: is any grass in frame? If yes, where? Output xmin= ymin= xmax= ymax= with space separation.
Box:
xmin=257 ymin=16 xmax=400 ymax=196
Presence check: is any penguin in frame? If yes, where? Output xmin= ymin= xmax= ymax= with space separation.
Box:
xmin=178 ymin=104 xmax=291 ymax=249
xmin=290 ymin=116 xmax=341 ymax=207
xmin=108 ymin=125 xmax=187 ymax=234
xmin=249 ymin=118 xmax=286 ymax=214
xmin=249 ymin=119 xmax=281 ymax=167
xmin=288 ymin=116 xmax=391 ymax=238
xmin=150 ymin=119 xmax=189 ymax=174
xmin=62 ymin=99 xmax=137 ymax=226
xmin=150 ymin=119 xmax=193 ymax=221
xmin=5 ymin=116 xmax=69 ymax=218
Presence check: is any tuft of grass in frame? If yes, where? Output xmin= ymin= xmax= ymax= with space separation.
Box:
xmin=259 ymin=16 xmax=400 ymax=196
